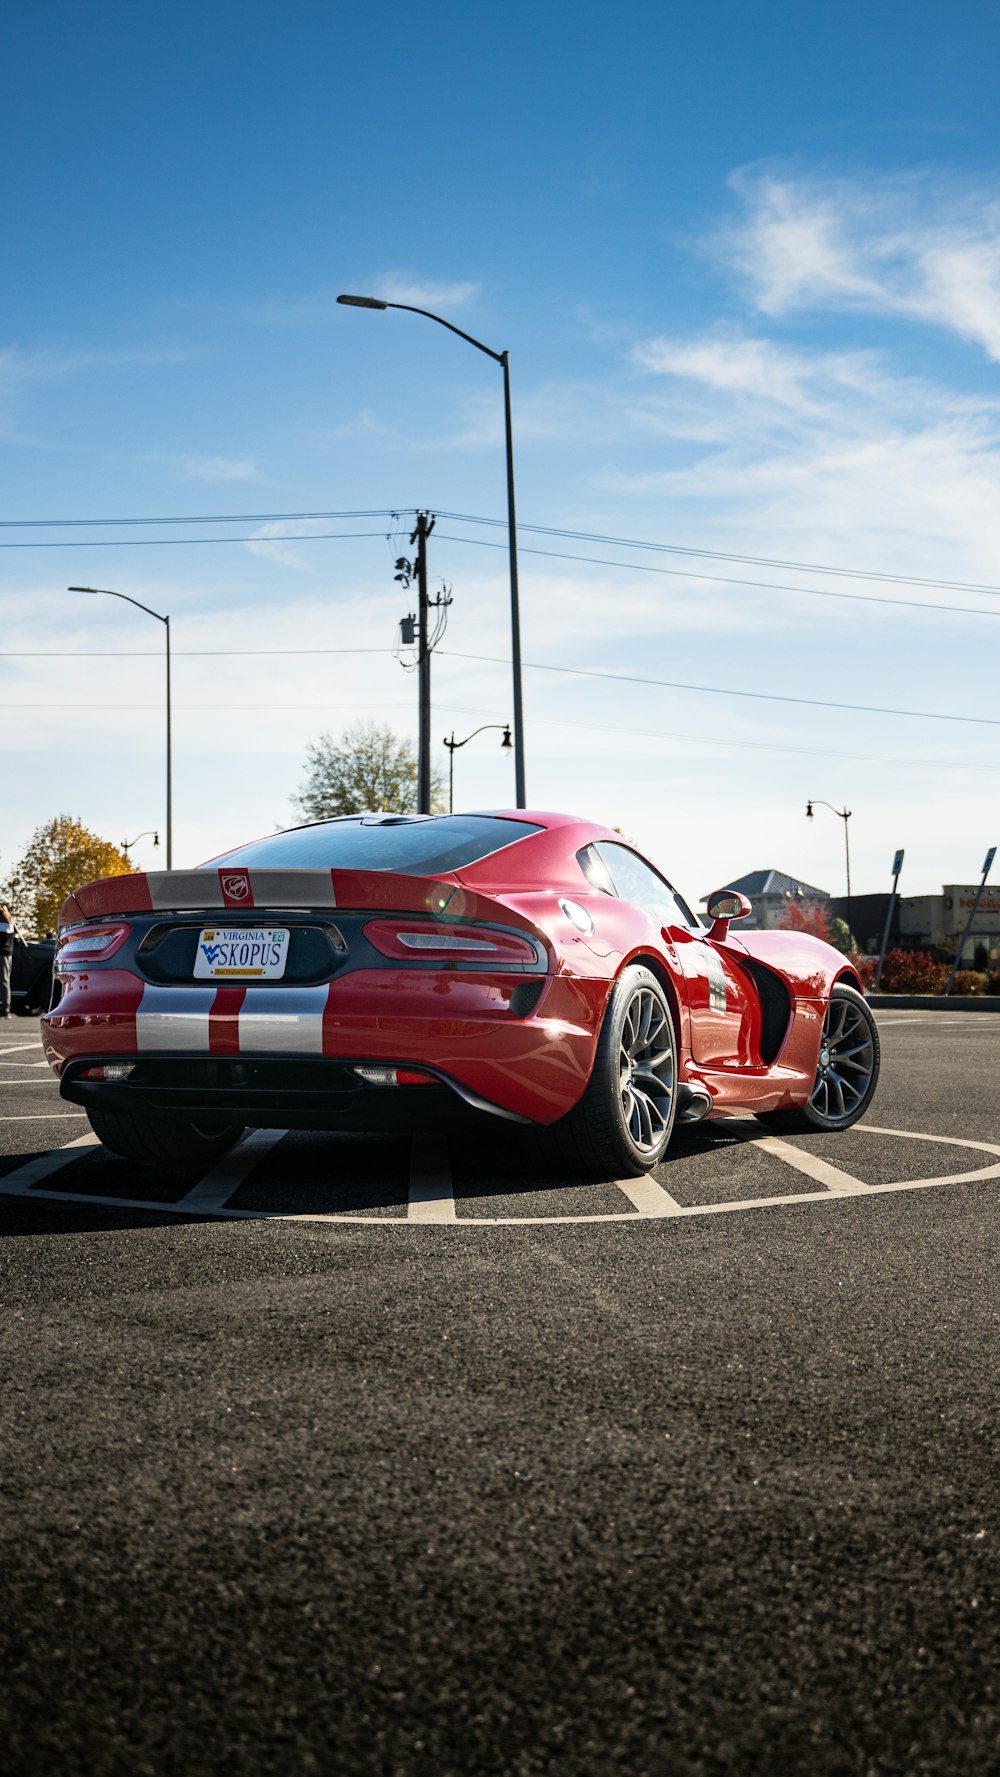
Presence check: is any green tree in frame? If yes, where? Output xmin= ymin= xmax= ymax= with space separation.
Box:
xmin=828 ymin=917 xmax=857 ymax=955
xmin=292 ymin=722 xmax=445 ymax=821
xmin=1 ymin=815 xmax=135 ymax=937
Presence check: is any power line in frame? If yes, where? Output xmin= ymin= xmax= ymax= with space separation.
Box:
xmin=0 ymin=689 xmax=984 ymax=773
xmin=3 ymin=502 xmax=1000 ymax=596
xmin=438 ymin=650 xmax=1000 ymax=731
xmin=0 ymin=529 xmax=389 ymax=550
xmin=0 ymin=509 xmax=402 ymax=528
xmin=0 ymin=647 xmax=392 ymax=657
xmin=432 ymin=532 xmax=1000 ymax=622
xmin=3 ymin=638 xmax=997 ymax=731
xmin=3 ymin=520 xmax=996 ymax=620
xmin=436 ymin=510 xmax=1000 ymax=598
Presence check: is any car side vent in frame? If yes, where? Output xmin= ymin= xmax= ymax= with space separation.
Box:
xmin=509 ymin=979 xmax=545 ymax=1019
xmin=737 ymin=958 xmax=792 ymax=1064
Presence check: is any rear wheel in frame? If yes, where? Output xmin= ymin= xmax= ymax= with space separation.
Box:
xmin=86 ymin=1107 xmax=245 ymax=1165
xmin=754 ymin=982 xmax=879 ymax=1134
xmin=540 ymin=965 xmax=678 ymax=1177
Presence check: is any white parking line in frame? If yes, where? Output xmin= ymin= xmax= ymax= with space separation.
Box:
xmin=3 ymin=1125 xmax=1000 ymax=1227
xmin=718 ymin=1114 xmax=870 ymax=1194
xmin=408 ymin=1134 xmax=456 ymax=1222
xmin=0 ymin=1042 xmax=45 ymax=1055
xmin=0 ymin=1113 xmax=87 ymax=1122
xmin=0 ymin=1059 xmax=50 ymax=1069
xmin=0 ymin=1132 xmax=101 ymax=1191
xmin=615 ymin=1174 xmax=683 ymax=1216
xmin=862 ymin=1124 xmax=1000 ymax=1186
xmin=174 ymin=1128 xmax=289 ymax=1210
xmin=878 ymin=1017 xmax=988 ymax=1028
xmin=750 ymin=1136 xmax=869 ymax=1195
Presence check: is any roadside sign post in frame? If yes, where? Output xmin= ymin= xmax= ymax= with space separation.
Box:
xmin=945 ymin=845 xmax=997 ymax=995
xmin=873 ymin=849 xmax=905 ymax=994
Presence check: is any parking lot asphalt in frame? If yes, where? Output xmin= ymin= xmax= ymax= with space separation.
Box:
xmin=2 ymin=1011 xmax=999 ymax=1776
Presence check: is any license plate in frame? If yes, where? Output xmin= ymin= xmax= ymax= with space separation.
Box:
xmin=194 ymin=927 xmax=290 ymax=980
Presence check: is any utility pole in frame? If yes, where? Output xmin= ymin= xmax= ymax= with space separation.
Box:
xmin=398 ymin=514 xmax=450 ymax=815
xmin=411 ymin=512 xmax=434 ymax=814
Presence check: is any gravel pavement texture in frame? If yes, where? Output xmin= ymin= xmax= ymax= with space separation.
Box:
xmin=1 ymin=1012 xmax=998 ymax=1776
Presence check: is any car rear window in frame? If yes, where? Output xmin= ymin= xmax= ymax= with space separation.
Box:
xmin=207 ymin=815 xmax=542 ymax=876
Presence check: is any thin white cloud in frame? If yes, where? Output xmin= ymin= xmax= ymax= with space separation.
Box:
xmin=371 ymin=273 xmax=479 ymax=310
xmin=233 ymin=276 xmax=478 ymax=328
xmin=175 ymin=453 xmax=260 ymax=482
xmin=633 ymin=333 xmax=830 ymax=411
xmin=716 ymin=167 xmax=1000 ymax=361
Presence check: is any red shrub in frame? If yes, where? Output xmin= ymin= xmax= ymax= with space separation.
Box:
xmin=950 ymin=970 xmax=987 ymax=997
xmin=875 ymin=949 xmax=949 ymax=994
xmin=848 ymin=954 xmax=876 ymax=989
xmin=779 ymin=900 xmax=831 ymax=941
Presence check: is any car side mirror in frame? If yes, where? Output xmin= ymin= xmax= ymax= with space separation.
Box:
xmin=706 ymin=890 xmax=752 ymax=940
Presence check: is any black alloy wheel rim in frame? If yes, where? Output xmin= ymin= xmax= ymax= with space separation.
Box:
xmin=619 ymin=985 xmax=674 ymax=1154
xmin=811 ymin=996 xmax=876 ymax=1124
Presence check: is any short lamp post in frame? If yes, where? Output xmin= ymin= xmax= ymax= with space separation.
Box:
xmin=806 ymin=799 xmax=852 ymax=939
xmin=443 ymin=724 xmax=512 ymax=814
xmin=121 ymin=830 xmax=160 ymax=862
xmin=338 ymin=292 xmax=527 ymax=808
xmin=70 ymin=586 xmax=173 ymax=868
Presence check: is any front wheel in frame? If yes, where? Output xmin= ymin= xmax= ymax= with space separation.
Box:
xmin=540 ymin=965 xmax=678 ymax=1177
xmin=755 ymin=982 xmax=879 ymax=1134
xmin=86 ymin=1106 xmax=245 ymax=1165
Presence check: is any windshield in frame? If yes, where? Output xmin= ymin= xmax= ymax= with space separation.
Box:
xmin=207 ymin=814 xmax=542 ymax=876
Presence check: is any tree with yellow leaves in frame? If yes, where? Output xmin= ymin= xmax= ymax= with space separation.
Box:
xmin=1 ymin=815 xmax=135 ymax=938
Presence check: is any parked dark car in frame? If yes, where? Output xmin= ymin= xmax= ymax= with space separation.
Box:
xmin=12 ymin=932 xmax=55 ymax=1016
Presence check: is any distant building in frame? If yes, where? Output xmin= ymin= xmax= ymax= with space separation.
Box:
xmin=701 ymin=869 xmax=830 ymax=930
xmin=898 ymin=885 xmax=1000 ymax=969
xmin=830 ymin=894 xmax=899 ymax=955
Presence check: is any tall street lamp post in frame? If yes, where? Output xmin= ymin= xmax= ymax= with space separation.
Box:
xmin=338 ymin=292 xmax=527 ymax=808
xmin=806 ymin=799 xmax=852 ymax=939
xmin=443 ymin=723 xmax=512 ymax=814
xmin=70 ymin=586 xmax=173 ymax=868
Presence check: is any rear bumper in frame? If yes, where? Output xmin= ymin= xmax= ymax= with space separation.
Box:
xmin=43 ymin=967 xmax=609 ymax=1126
xmin=58 ymin=1054 xmax=529 ymax=1133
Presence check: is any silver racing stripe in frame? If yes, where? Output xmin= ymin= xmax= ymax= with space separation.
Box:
xmin=136 ymin=985 xmax=215 ymax=1052
xmin=237 ymin=986 xmax=330 ymax=1054
xmin=145 ymin=869 xmax=338 ymax=910
xmin=148 ymin=871 xmax=223 ymax=910
xmin=250 ymin=870 xmax=337 ymax=907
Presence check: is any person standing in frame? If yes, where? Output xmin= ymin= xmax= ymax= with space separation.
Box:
xmin=0 ymin=902 xmax=14 ymax=1019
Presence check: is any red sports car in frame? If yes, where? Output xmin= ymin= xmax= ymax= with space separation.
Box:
xmin=42 ymin=810 xmax=880 ymax=1175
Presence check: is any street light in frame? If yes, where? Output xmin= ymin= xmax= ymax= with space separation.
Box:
xmin=443 ymin=724 xmax=512 ymax=814
xmin=806 ymin=799 xmax=852 ymax=937
xmin=70 ymin=586 xmax=173 ymax=868
xmin=121 ymin=830 xmax=160 ymax=860
xmin=338 ymin=292 xmax=527 ymax=809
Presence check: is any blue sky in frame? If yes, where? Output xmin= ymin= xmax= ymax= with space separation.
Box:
xmin=2 ymin=0 xmax=1000 ymax=908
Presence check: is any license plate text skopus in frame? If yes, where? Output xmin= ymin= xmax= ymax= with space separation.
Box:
xmin=194 ymin=928 xmax=290 ymax=980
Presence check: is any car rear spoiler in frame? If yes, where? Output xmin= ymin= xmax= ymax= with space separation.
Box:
xmin=57 ymin=867 xmax=541 ymax=938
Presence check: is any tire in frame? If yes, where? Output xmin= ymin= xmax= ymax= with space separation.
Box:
xmin=540 ymin=964 xmax=678 ymax=1177
xmin=86 ymin=1106 xmax=245 ymax=1165
xmin=23 ymin=970 xmax=52 ymax=1017
xmin=755 ymin=982 xmax=879 ymax=1134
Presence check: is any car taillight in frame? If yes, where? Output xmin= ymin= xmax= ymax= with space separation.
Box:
xmin=56 ymin=922 xmax=132 ymax=965
xmin=79 ymin=1063 xmax=135 ymax=1081
xmin=363 ymin=920 xmax=539 ymax=966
